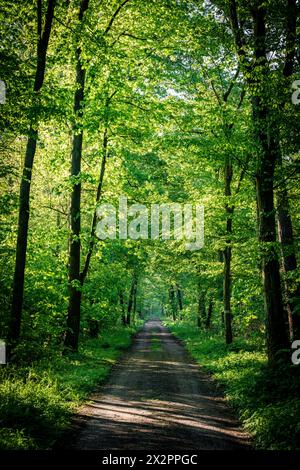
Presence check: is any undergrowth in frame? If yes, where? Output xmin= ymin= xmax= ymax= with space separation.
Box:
xmin=166 ymin=320 xmax=300 ymax=450
xmin=0 ymin=326 xmax=138 ymax=450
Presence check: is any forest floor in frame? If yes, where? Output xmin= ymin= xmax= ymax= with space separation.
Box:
xmin=59 ymin=320 xmax=251 ymax=450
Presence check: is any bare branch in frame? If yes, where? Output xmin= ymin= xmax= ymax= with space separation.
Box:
xmin=41 ymin=205 xmax=68 ymax=216
xmin=210 ymin=80 xmax=222 ymax=106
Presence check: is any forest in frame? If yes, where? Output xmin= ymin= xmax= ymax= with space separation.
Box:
xmin=1 ymin=0 xmax=300 ymax=453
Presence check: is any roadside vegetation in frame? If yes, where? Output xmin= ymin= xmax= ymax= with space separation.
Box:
xmin=0 ymin=326 xmax=139 ymax=450
xmin=167 ymin=321 xmax=300 ymax=450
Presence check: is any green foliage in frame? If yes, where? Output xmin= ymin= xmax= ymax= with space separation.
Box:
xmin=0 ymin=326 xmax=138 ymax=450
xmin=167 ymin=321 xmax=300 ymax=450
xmin=1 ymin=0 xmax=300 ymax=452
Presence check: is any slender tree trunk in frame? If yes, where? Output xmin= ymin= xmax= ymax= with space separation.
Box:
xmin=80 ymin=92 xmax=115 ymax=285
xmin=197 ymin=285 xmax=206 ymax=328
xmin=217 ymin=252 xmax=225 ymax=326
xmin=176 ymin=284 xmax=183 ymax=312
xmin=127 ymin=274 xmax=137 ymax=326
xmin=80 ymin=120 xmax=108 ymax=284
xmin=210 ymin=53 xmax=244 ymax=346
xmin=206 ymin=298 xmax=213 ymax=329
xmin=8 ymin=0 xmax=56 ymax=348
xmin=169 ymin=285 xmax=177 ymax=321
xmin=132 ymin=284 xmax=137 ymax=324
xmin=64 ymin=0 xmax=89 ymax=352
xmin=65 ymin=90 xmax=111 ymax=348
xmin=224 ymin=154 xmax=233 ymax=344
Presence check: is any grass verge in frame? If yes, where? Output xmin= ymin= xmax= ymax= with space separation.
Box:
xmin=0 ymin=325 xmax=139 ymax=450
xmin=165 ymin=320 xmax=300 ymax=450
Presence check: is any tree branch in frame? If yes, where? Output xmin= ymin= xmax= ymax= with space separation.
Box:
xmin=223 ymin=66 xmax=240 ymax=102
xmin=103 ymin=0 xmax=130 ymax=36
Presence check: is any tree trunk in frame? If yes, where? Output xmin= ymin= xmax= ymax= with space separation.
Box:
xmin=228 ymin=0 xmax=289 ymax=364
xmin=251 ymin=6 xmax=289 ymax=364
xmin=256 ymin=169 xmax=289 ymax=362
xmin=176 ymin=284 xmax=183 ymax=311
xmin=197 ymin=285 xmax=206 ymax=328
xmin=88 ymin=319 xmax=100 ymax=338
xmin=9 ymin=0 xmax=56 ymax=348
xmin=79 ymin=136 xmax=107 ymax=284
xmin=64 ymin=0 xmax=89 ymax=352
xmin=169 ymin=285 xmax=177 ymax=321
xmin=80 ymin=92 xmax=113 ymax=285
xmin=277 ymin=183 xmax=300 ymax=340
xmin=206 ymin=298 xmax=214 ymax=329
xmin=127 ymin=274 xmax=137 ymax=326
xmin=224 ymin=154 xmax=233 ymax=344
xmin=65 ymin=85 xmax=110 ymax=350
xmin=276 ymin=0 xmax=300 ymax=341
xmin=209 ymin=46 xmax=244 ymax=346
xmin=132 ymin=283 xmax=137 ymax=324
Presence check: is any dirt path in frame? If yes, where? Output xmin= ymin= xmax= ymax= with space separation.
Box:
xmin=65 ymin=320 xmax=250 ymax=450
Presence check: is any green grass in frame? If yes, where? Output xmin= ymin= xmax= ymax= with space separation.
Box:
xmin=165 ymin=320 xmax=300 ymax=450
xmin=0 ymin=326 xmax=139 ymax=450
xmin=151 ymin=337 xmax=162 ymax=352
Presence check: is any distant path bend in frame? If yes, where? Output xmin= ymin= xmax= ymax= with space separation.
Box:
xmin=65 ymin=320 xmax=251 ymax=450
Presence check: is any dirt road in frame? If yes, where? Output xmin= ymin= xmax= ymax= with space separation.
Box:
xmin=66 ymin=320 xmax=250 ymax=450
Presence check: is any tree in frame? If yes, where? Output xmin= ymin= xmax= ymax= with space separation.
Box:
xmin=275 ymin=0 xmax=300 ymax=341
xmin=127 ymin=272 xmax=138 ymax=326
xmin=8 ymin=0 xmax=56 ymax=350
xmin=220 ymin=0 xmax=291 ymax=364
xmin=64 ymin=0 xmax=90 ymax=352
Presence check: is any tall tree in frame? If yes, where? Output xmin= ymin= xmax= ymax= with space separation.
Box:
xmin=176 ymin=284 xmax=183 ymax=312
xmin=209 ymin=64 xmax=245 ymax=344
xmin=197 ymin=284 xmax=206 ymax=328
xmin=64 ymin=0 xmax=132 ymax=351
xmin=8 ymin=0 xmax=56 ymax=349
xmin=64 ymin=0 xmax=89 ymax=352
xmin=226 ymin=0 xmax=290 ymax=363
xmin=169 ymin=285 xmax=177 ymax=321
xmin=276 ymin=0 xmax=300 ymax=340
xmin=127 ymin=273 xmax=138 ymax=326
xmin=223 ymin=151 xmax=234 ymax=344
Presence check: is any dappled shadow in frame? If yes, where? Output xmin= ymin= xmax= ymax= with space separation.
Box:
xmin=60 ymin=320 xmax=251 ymax=450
